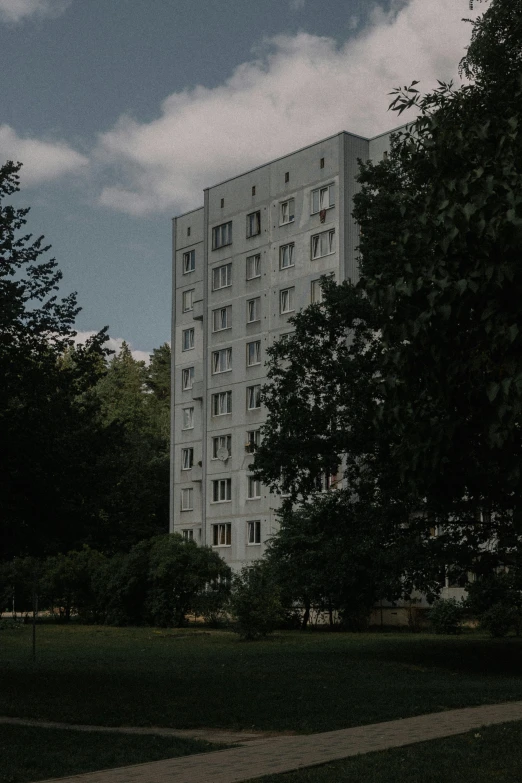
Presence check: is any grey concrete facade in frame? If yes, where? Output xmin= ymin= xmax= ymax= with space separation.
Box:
xmin=170 ymin=128 xmax=400 ymax=570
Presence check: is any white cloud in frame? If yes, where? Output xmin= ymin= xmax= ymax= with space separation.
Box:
xmin=0 ymin=125 xmax=88 ymax=185
xmin=289 ymin=0 xmax=305 ymax=10
xmin=0 ymin=0 xmax=71 ymax=23
xmin=73 ymin=331 xmax=151 ymax=365
xmin=95 ymin=0 xmax=479 ymax=216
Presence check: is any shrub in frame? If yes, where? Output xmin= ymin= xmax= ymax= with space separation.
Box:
xmin=429 ymin=597 xmax=464 ymax=634
xmin=146 ymin=534 xmax=230 ymax=627
xmin=479 ymin=603 xmax=518 ymax=638
xmin=230 ymin=562 xmax=284 ymax=640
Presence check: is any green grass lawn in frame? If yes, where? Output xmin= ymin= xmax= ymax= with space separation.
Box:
xmin=0 ymin=724 xmax=219 ymax=783
xmin=1 ymin=625 xmax=522 ymax=733
xmin=252 ymin=721 xmax=522 ymax=783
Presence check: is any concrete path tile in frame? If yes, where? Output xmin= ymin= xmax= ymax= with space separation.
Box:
xmin=15 ymin=700 xmax=522 ymax=783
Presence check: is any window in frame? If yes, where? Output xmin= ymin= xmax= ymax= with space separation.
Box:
xmin=187 ymin=227 xmax=191 ymax=237
xmin=311 ymin=274 xmax=334 ymax=303
xmin=280 ymin=243 xmax=294 ymax=269
xmin=246 ymin=211 xmax=261 ymax=238
xmin=311 ymin=183 xmax=335 ymax=214
xmin=212 ymin=478 xmax=231 ymax=502
xmin=247 ymin=297 xmax=260 ymax=323
xmin=212 ymin=347 xmax=232 ymax=374
xmin=246 ymin=341 xmax=261 ymax=367
xmin=181 ymin=488 xmax=193 ymax=511
xmin=182 ymin=366 xmax=194 ymax=390
xmin=280 ymin=287 xmax=295 ymax=314
xmin=246 ymin=254 xmax=261 ymax=280
xmin=182 ymin=328 xmax=194 ymax=351
xmin=311 ymin=230 xmax=335 ymax=259
xmin=212 ymin=523 xmax=231 ymax=547
xmin=247 ymin=520 xmax=261 ymax=545
xmin=252 ymin=185 xmax=256 ymax=196
xmin=182 ymin=529 xmax=194 ymax=541
xmin=182 ymin=289 xmax=194 ymax=312
xmin=280 ymin=199 xmax=294 ymax=225
xmin=183 ymin=249 xmax=195 ymax=273
xmin=182 ymin=406 xmax=194 ymax=429
xmin=220 ymin=198 xmax=224 ymax=208
xmin=311 ymin=279 xmax=322 ymax=303
xmin=284 ymin=172 xmax=289 ymax=183
xmin=320 ymin=157 xmax=325 ymax=169
xmin=212 ymin=221 xmax=232 ymax=249
xmin=212 ymin=434 xmax=231 ymax=459
xmin=212 ymin=305 xmax=231 ymax=332
xmin=212 ymin=390 xmax=232 ymax=416
xmin=212 ymin=263 xmax=232 ymax=290
xmin=247 ymin=385 xmax=261 ymax=410
xmin=181 ymin=448 xmax=194 ymax=470
xmin=245 ymin=429 xmax=260 ymax=453
xmin=247 ymin=476 xmax=261 ymax=499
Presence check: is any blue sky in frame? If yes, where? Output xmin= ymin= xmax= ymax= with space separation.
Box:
xmin=0 ymin=0 xmax=479 ymax=360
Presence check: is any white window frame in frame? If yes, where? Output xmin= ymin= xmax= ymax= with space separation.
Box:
xmin=212 ymin=390 xmax=232 ymax=416
xmin=279 ymin=243 xmax=295 ymax=270
xmin=247 ymin=385 xmax=261 ymax=411
xmin=181 ymin=366 xmax=194 ymax=390
xmin=182 ymin=406 xmax=194 ymax=430
xmin=182 ymin=529 xmax=194 ymax=541
xmin=212 ymin=221 xmax=232 ymax=250
xmin=182 ymin=328 xmax=194 ymax=351
xmin=212 ymin=347 xmax=232 ymax=374
xmin=212 ymin=434 xmax=231 ymax=459
xmin=246 ymin=340 xmax=261 ymax=367
xmin=246 ymin=211 xmax=261 ymax=238
xmin=311 ymin=229 xmax=336 ymax=260
xmin=246 ymin=254 xmax=261 ymax=280
xmin=280 ymin=199 xmax=295 ymax=226
xmin=212 ymin=305 xmax=231 ymax=332
xmin=212 ymin=523 xmax=231 ymax=547
xmin=247 ymin=476 xmax=261 ymax=500
xmin=181 ymin=448 xmax=194 ymax=471
xmin=280 ymin=287 xmax=295 ymax=314
xmin=311 ymin=183 xmax=335 ymax=214
xmin=247 ymin=520 xmax=261 ymax=545
xmin=212 ymin=478 xmax=232 ymax=503
xmin=212 ymin=263 xmax=232 ymax=291
xmin=183 ymin=249 xmax=195 ymax=274
xmin=245 ymin=429 xmax=260 ymax=453
xmin=182 ymin=289 xmax=194 ymax=313
xmin=247 ymin=297 xmax=260 ymax=323
xmin=181 ymin=487 xmax=193 ymax=511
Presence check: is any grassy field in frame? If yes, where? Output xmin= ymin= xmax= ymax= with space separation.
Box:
xmin=1 ymin=624 xmax=522 ymax=733
xmin=253 ymin=721 xmax=522 ymax=783
xmin=0 ymin=724 xmax=219 ymax=783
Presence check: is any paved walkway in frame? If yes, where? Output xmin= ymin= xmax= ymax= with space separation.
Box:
xmin=0 ymin=716 xmax=271 ymax=745
xmin=9 ymin=701 xmax=522 ymax=783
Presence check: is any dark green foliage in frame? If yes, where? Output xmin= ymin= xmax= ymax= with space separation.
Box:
xmin=466 ymin=571 xmax=522 ymax=636
xmin=93 ymin=342 xmax=171 ymax=552
xmin=353 ymin=0 xmax=522 ymax=516
xmin=230 ymin=561 xmax=284 ymax=640
xmin=145 ymin=534 xmax=230 ymax=627
xmin=429 ymin=598 xmax=465 ymax=635
xmin=43 ymin=547 xmax=107 ymax=623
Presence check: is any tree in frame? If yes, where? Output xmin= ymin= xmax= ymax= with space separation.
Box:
xmin=353 ymin=0 xmax=522 ymax=518
xmin=0 ymin=162 xmax=113 ymax=559
xmin=93 ymin=343 xmax=170 ymax=551
xmin=254 ymin=0 xmax=522 ymax=593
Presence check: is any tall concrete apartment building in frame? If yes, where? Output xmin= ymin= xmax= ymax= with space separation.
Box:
xmin=170 ymin=127 xmax=399 ymax=571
